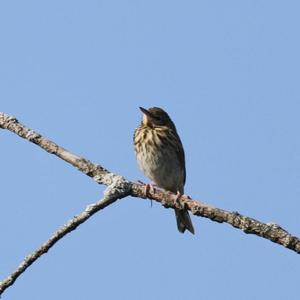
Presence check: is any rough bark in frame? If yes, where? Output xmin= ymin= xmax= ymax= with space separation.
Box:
xmin=0 ymin=112 xmax=299 ymax=295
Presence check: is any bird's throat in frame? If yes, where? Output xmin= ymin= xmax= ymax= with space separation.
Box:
xmin=142 ymin=114 xmax=153 ymax=128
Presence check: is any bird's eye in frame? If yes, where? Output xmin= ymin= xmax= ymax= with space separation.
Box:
xmin=154 ymin=116 xmax=163 ymax=122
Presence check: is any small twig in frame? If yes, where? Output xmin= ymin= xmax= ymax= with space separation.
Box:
xmin=0 ymin=179 xmax=131 ymax=295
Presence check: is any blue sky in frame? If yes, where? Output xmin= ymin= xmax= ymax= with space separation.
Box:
xmin=1 ymin=1 xmax=300 ymax=299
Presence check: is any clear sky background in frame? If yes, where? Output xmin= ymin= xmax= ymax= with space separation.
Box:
xmin=1 ymin=1 xmax=300 ymax=299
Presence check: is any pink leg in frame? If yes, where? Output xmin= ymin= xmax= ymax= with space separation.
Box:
xmin=137 ymin=181 xmax=157 ymax=207
xmin=145 ymin=183 xmax=157 ymax=207
xmin=138 ymin=180 xmax=158 ymax=195
xmin=174 ymin=191 xmax=184 ymax=209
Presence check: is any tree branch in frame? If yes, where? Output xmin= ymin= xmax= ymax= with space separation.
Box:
xmin=0 ymin=179 xmax=130 ymax=295
xmin=0 ymin=112 xmax=299 ymax=295
xmin=131 ymin=184 xmax=300 ymax=253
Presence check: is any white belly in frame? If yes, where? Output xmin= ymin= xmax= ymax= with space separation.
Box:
xmin=136 ymin=141 xmax=184 ymax=193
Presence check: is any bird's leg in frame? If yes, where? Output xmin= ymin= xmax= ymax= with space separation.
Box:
xmin=139 ymin=181 xmax=157 ymax=195
xmin=149 ymin=181 xmax=159 ymax=189
xmin=138 ymin=180 xmax=157 ymax=207
xmin=174 ymin=191 xmax=184 ymax=209
xmin=146 ymin=182 xmax=158 ymax=207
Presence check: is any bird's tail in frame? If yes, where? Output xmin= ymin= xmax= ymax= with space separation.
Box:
xmin=175 ymin=209 xmax=195 ymax=234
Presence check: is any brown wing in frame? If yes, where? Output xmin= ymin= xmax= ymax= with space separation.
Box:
xmin=168 ymin=128 xmax=186 ymax=192
xmin=166 ymin=118 xmax=186 ymax=189
xmin=175 ymin=131 xmax=186 ymax=186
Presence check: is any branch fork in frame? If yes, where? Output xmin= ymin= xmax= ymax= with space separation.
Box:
xmin=0 ymin=111 xmax=299 ymax=296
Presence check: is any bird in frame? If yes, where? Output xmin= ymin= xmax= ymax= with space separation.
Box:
xmin=134 ymin=106 xmax=194 ymax=234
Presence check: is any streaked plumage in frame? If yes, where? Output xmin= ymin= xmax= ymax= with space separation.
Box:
xmin=134 ymin=107 xmax=194 ymax=234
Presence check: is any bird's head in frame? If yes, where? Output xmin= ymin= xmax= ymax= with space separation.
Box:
xmin=139 ymin=107 xmax=176 ymax=130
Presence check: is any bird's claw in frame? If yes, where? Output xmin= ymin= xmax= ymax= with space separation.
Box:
xmin=174 ymin=191 xmax=185 ymax=209
xmin=139 ymin=182 xmax=156 ymax=207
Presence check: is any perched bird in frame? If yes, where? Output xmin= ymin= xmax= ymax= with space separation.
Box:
xmin=134 ymin=107 xmax=194 ymax=234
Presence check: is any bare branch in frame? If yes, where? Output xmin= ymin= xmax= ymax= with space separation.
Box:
xmin=0 ymin=178 xmax=131 ymax=295
xmin=131 ymin=184 xmax=300 ymax=253
xmin=0 ymin=112 xmax=112 ymax=185
xmin=0 ymin=111 xmax=299 ymax=295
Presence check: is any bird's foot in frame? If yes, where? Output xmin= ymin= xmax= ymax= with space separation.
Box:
xmin=138 ymin=181 xmax=157 ymax=207
xmin=146 ymin=183 xmax=158 ymax=207
xmin=138 ymin=181 xmax=157 ymax=196
xmin=174 ymin=191 xmax=185 ymax=209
